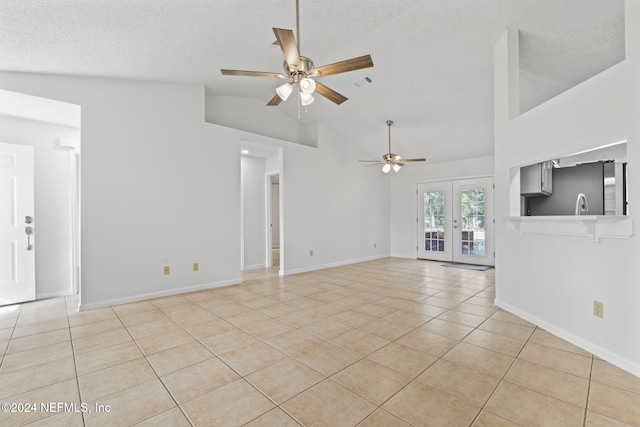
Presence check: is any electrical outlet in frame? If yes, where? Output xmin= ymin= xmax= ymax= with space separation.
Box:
xmin=193 ymin=263 xmax=199 ymax=272
xmin=163 ymin=266 xmax=170 ymax=275
xmin=309 ymin=250 xmax=313 ymax=256
xmin=593 ymin=300 xmax=604 ymax=318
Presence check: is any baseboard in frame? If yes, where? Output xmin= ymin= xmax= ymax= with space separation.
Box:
xmin=79 ymin=277 xmax=242 ymax=311
xmin=495 ymin=298 xmax=640 ymax=378
xmin=283 ymin=254 xmax=390 ymax=275
xmin=242 ymin=264 xmax=266 ymax=271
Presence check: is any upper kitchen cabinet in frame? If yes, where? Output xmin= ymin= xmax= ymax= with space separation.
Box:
xmin=520 ymin=161 xmax=553 ymax=196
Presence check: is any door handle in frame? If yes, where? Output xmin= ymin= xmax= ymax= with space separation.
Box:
xmin=25 ymin=226 xmax=34 ymax=251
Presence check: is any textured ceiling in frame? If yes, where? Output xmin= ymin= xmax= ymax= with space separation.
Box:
xmin=0 ymin=0 xmax=625 ymax=163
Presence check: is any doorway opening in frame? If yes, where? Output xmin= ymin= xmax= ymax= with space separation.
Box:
xmin=417 ymin=176 xmax=494 ymax=266
xmin=266 ymin=173 xmax=281 ymax=272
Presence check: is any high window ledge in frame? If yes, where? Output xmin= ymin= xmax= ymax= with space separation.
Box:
xmin=506 ymin=216 xmax=633 ymax=242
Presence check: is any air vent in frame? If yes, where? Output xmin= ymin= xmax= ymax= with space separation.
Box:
xmin=354 ymin=77 xmax=373 ymax=88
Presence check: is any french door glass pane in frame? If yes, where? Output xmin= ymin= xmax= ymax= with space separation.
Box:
xmin=424 ymin=191 xmax=445 ymax=252
xmin=460 ymin=188 xmax=485 ymax=256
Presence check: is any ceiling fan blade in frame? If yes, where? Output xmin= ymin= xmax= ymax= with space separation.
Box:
xmin=314 ymin=82 xmax=348 ymax=105
xmin=311 ymin=54 xmax=374 ymax=77
xmin=221 ymin=69 xmax=288 ymax=78
xmin=364 ymin=162 xmax=383 ymax=167
xmin=400 ymin=158 xmax=427 ymax=162
xmin=266 ymin=93 xmax=283 ymax=106
xmin=273 ymin=28 xmax=300 ymax=70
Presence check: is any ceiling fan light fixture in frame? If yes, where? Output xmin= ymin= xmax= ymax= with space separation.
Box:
xmin=393 ymin=164 xmax=402 ymax=172
xmin=276 ymin=82 xmax=294 ymax=101
xmin=299 ymin=77 xmax=316 ymax=94
xmin=300 ymin=92 xmax=315 ymax=106
xmin=382 ymin=163 xmax=391 ymax=173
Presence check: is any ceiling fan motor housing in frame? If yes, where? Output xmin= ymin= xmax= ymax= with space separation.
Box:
xmin=284 ymin=56 xmax=315 ymax=79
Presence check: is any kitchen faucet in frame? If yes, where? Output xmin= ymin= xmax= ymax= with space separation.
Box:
xmin=575 ymin=193 xmax=589 ymax=215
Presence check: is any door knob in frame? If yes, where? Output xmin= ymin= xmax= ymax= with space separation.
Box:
xmin=25 ymin=226 xmax=34 ymax=251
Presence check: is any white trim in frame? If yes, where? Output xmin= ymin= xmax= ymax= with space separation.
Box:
xmin=78 ymin=278 xmax=242 ymax=311
xmin=283 ymin=254 xmax=390 ymax=275
xmin=36 ymin=290 xmax=73 ymax=300
xmin=243 ymin=263 xmax=266 ymax=271
xmin=495 ymin=298 xmax=640 ymax=378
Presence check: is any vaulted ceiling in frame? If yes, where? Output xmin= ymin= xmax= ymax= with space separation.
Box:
xmin=0 ymin=0 xmax=625 ymax=163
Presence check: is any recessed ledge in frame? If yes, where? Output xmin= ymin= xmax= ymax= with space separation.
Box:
xmin=506 ymin=216 xmax=633 ymax=242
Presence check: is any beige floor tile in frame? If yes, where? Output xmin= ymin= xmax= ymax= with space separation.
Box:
xmin=0 ymin=378 xmax=79 ymax=427
xmin=181 ymin=379 xmax=275 ymax=427
xmin=70 ymin=319 xmax=124 ymax=340
xmin=181 ymin=317 xmax=236 ymax=340
xmin=530 ymin=329 xmax=592 ymax=356
xmin=125 ymin=317 xmax=182 ymax=339
xmin=423 ymin=296 xmax=461 ymax=309
xmin=294 ymin=341 xmax=362 ymax=376
xmin=591 ymin=359 xmax=640 ymax=394
xmin=78 ymin=358 xmax=157 ymax=402
xmin=403 ymin=302 xmax=448 ymax=317
xmin=219 ymin=341 xmax=286 ymax=376
xmin=505 ymin=358 xmax=589 ymax=407
xmin=329 ymin=310 xmax=378 ymax=328
xmin=246 ymin=357 xmax=324 ymax=404
xmin=84 ymin=379 xmax=175 ymax=427
xmin=0 ymin=341 xmax=72 ymax=373
xmin=265 ymin=329 xmax=323 ymax=356
xmin=112 ymin=300 xmax=158 ymax=316
xmin=383 ymin=380 xmax=480 ymax=427
xmin=0 ymin=357 xmax=76 ymax=400
xmin=25 ymin=411 xmax=84 ymax=427
xmin=472 ymin=411 xmax=522 ymax=426
xmin=418 ymin=358 xmax=500 ymax=407
xmin=443 ymin=342 xmax=515 ymax=378
xmin=588 ymin=381 xmax=640 ymax=426
xmin=151 ymin=294 xmax=193 ymax=308
xmin=418 ymin=318 xmax=474 ymax=341
xmin=282 ymin=379 xmax=376 ymax=427
xmin=331 ymin=329 xmax=390 ymax=356
xmin=224 ymin=310 xmax=272 ymax=328
xmin=383 ymin=310 xmax=431 ymax=328
xmin=302 ymin=318 xmax=354 ymax=340
xmin=7 ymin=328 xmax=70 ymax=354
xmin=368 ymin=342 xmax=438 ymax=377
xmin=518 ymin=341 xmax=592 ymax=379
xmin=135 ymin=328 xmax=195 ymax=355
xmin=11 ymin=317 xmax=69 ymax=338
xmin=117 ymin=308 xmax=169 ymax=328
xmin=490 ymin=310 xmax=535 ymax=327
xmin=359 ymin=318 xmax=415 ymax=341
xmin=585 ymin=410 xmax=636 ymax=427
xmin=355 ymin=303 xmax=398 ymax=318
xmin=208 ymin=302 xmax=253 ymax=318
xmin=357 ymin=409 xmax=412 ymax=426
xmin=462 ymin=328 xmax=527 ymax=357
xmin=437 ymin=310 xmax=486 ymax=328
xmin=75 ymin=341 xmax=143 ymax=376
xmin=167 ymin=306 xmax=220 ymax=327
xmin=477 ymin=318 xmax=535 ymax=340
xmin=485 ymin=381 xmax=584 ymax=427
xmin=134 ymin=407 xmax=192 ymax=427
xmin=72 ymin=328 xmax=132 ymax=355
xmin=200 ymin=328 xmax=260 ymax=355
xmin=241 ymin=317 xmax=295 ymax=339
xmin=147 ymin=341 xmax=213 ymax=375
xmin=397 ymin=329 xmax=458 ymax=357
xmin=256 ymin=302 xmax=299 ymax=318
xmin=332 ymin=358 xmax=411 ymax=405
xmin=244 ymin=408 xmax=301 ymax=427
xmin=161 ymin=357 xmax=240 ymax=403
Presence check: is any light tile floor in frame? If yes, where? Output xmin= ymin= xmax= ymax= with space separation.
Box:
xmin=1 ymin=258 xmax=639 ymax=426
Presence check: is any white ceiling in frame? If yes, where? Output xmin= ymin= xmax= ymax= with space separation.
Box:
xmin=0 ymin=0 xmax=625 ymax=163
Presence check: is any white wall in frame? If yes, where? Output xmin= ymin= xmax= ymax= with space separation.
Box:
xmin=493 ymin=0 xmax=640 ymax=376
xmin=241 ymin=156 xmax=266 ymax=269
xmin=0 ymin=73 xmax=242 ymax=310
xmin=0 ymin=115 xmax=79 ymax=299
xmin=390 ymin=156 xmax=495 ymax=258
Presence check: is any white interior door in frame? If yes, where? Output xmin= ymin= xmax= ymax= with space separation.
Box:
xmin=418 ymin=177 xmax=494 ymax=266
xmin=0 ymin=142 xmax=36 ymax=305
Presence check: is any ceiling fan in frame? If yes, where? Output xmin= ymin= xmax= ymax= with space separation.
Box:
xmin=360 ymin=120 xmax=426 ymax=173
xmin=220 ymin=0 xmax=373 ymax=107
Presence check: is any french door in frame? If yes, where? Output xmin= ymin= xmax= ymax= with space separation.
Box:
xmin=417 ymin=177 xmax=494 ymax=266
xmin=0 ymin=142 xmax=36 ymax=305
